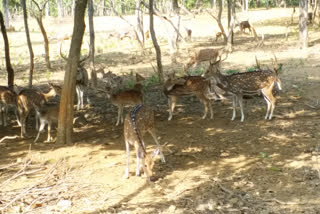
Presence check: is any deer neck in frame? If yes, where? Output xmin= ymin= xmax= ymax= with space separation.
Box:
xmin=43 ymin=88 xmax=56 ymax=102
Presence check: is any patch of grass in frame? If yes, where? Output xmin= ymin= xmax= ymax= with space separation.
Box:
xmin=143 ymin=74 xmax=160 ymax=90
xmin=246 ymin=66 xmax=259 ymax=72
xmin=122 ymin=78 xmax=135 ymax=90
xmin=188 ymin=67 xmax=204 ymax=76
xmin=225 ymin=69 xmax=240 ymax=75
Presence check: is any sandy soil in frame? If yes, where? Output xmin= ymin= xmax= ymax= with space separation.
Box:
xmin=1 ymin=8 xmax=320 ymax=214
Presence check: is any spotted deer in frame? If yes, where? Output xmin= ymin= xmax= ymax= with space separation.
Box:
xmin=33 ymin=103 xmax=59 ymax=143
xmin=184 ymin=48 xmax=226 ymax=73
xmin=17 ymin=86 xmax=57 ymax=137
xmin=0 ymin=86 xmax=20 ymax=126
xmin=205 ymin=56 xmax=282 ymax=122
xmin=216 ymin=32 xmax=223 ymax=41
xmin=123 ymin=104 xmax=165 ymax=181
xmin=163 ymin=74 xmax=216 ymax=121
xmin=60 ymin=41 xmax=89 ymax=110
xmin=105 ymin=73 xmax=145 ymax=126
xmin=238 ymin=21 xmax=252 ymax=34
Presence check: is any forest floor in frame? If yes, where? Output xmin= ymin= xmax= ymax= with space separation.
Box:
xmin=1 ymin=8 xmax=320 ymax=214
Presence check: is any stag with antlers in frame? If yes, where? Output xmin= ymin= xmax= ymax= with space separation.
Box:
xmin=59 ymin=41 xmax=90 ymax=110
xmin=205 ymin=55 xmax=282 ymax=122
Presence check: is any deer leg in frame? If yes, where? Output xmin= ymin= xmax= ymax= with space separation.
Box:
xmin=0 ymin=104 xmax=3 ymax=126
xmin=35 ymin=111 xmax=40 ymax=130
xmin=3 ymin=105 xmax=8 ymax=127
xmin=15 ymin=109 xmax=21 ymax=126
xmin=135 ymin=148 xmax=141 ymax=176
xmin=238 ymin=95 xmax=245 ymax=122
xmin=80 ymin=87 xmax=84 ymax=109
xmin=168 ymin=96 xmax=176 ymax=121
xmin=46 ymin=122 xmax=52 ymax=142
xmin=76 ymin=86 xmax=81 ymax=111
xmin=231 ymin=95 xmax=237 ymax=121
xmin=116 ymin=105 xmax=123 ymax=126
xmin=149 ymin=129 xmax=166 ymax=163
xmin=123 ymin=140 xmax=130 ymax=179
xmin=34 ymin=120 xmax=46 ymax=143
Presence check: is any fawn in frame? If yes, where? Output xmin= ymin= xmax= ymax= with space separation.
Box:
xmin=33 ymin=103 xmax=59 ymax=143
xmin=205 ymin=57 xmax=282 ymax=122
xmin=163 ymin=74 xmax=215 ymax=121
xmin=105 ymin=73 xmax=145 ymax=126
xmin=17 ymin=86 xmax=57 ymax=137
xmin=0 ymin=86 xmax=20 ymax=127
xmin=123 ymin=104 xmax=165 ymax=181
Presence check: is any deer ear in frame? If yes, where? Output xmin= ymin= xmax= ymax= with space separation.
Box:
xmin=152 ymin=147 xmax=160 ymax=158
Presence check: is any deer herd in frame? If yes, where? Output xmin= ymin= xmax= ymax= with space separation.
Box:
xmin=0 ymin=43 xmax=282 ymax=181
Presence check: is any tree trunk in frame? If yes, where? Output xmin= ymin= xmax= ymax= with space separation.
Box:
xmin=213 ymin=0 xmax=217 ymax=11
xmin=136 ymin=0 xmax=145 ymax=49
xmin=227 ymin=0 xmax=235 ymax=50
xmin=57 ymin=0 xmax=88 ymax=145
xmin=46 ymin=1 xmax=50 ymax=17
xmin=216 ymin=0 xmax=227 ymax=42
xmin=299 ymin=0 xmax=308 ymax=48
xmin=245 ymin=0 xmax=248 ymax=11
xmin=57 ymin=0 xmax=63 ymax=19
xmin=121 ymin=0 xmax=125 ymax=14
xmin=0 ymin=11 xmax=14 ymax=90
xmin=88 ymin=0 xmax=97 ymax=87
xmin=149 ymin=0 xmax=164 ymax=83
xmin=36 ymin=16 xmax=51 ymax=69
xmin=21 ymin=0 xmax=34 ymax=88
xmin=3 ymin=0 xmax=10 ymax=29
xmin=72 ymin=0 xmax=76 ymax=17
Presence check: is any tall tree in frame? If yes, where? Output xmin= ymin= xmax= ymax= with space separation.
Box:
xmin=3 ymin=0 xmax=10 ymax=29
xmin=149 ymin=0 xmax=164 ymax=83
xmin=30 ymin=0 xmax=51 ymax=69
xmin=21 ymin=0 xmax=34 ymax=88
xmin=57 ymin=0 xmax=63 ymax=19
xmin=57 ymin=0 xmax=88 ymax=145
xmin=135 ymin=0 xmax=145 ymax=49
xmin=299 ymin=0 xmax=308 ymax=48
xmin=0 ymin=11 xmax=14 ymax=89
xmin=88 ymin=0 xmax=97 ymax=87
xmin=45 ymin=0 xmax=50 ymax=17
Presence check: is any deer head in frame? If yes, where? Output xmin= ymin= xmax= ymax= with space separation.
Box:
xmin=142 ymin=147 xmax=160 ymax=181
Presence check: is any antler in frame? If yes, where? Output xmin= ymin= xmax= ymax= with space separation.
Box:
xmin=60 ymin=40 xmax=91 ymax=64
xmin=255 ymin=55 xmax=261 ymax=69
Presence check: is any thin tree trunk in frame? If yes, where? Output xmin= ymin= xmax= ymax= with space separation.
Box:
xmin=213 ymin=0 xmax=217 ymax=11
xmin=31 ymin=0 xmax=51 ymax=69
xmin=57 ymin=0 xmax=88 ymax=145
xmin=136 ymin=0 xmax=145 ymax=48
xmin=72 ymin=0 xmax=75 ymax=17
xmin=299 ymin=0 xmax=308 ymax=48
xmin=121 ymin=0 xmax=125 ymax=14
xmin=21 ymin=0 xmax=34 ymax=88
xmin=88 ymin=0 xmax=97 ymax=87
xmin=36 ymin=17 xmax=51 ymax=69
xmin=0 ymin=11 xmax=14 ymax=89
xmin=46 ymin=1 xmax=50 ymax=17
xmin=3 ymin=0 xmax=10 ymax=29
xmin=149 ymin=0 xmax=164 ymax=83
xmin=227 ymin=0 xmax=235 ymax=50
xmin=57 ymin=0 xmax=63 ymax=19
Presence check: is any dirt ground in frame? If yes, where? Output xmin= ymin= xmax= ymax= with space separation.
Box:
xmin=1 ymin=8 xmax=320 ymax=214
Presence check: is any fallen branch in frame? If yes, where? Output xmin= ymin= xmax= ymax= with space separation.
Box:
xmin=0 ymin=135 xmax=19 ymax=143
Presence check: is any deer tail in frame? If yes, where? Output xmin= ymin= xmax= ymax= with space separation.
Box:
xmin=130 ymin=104 xmax=146 ymax=158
